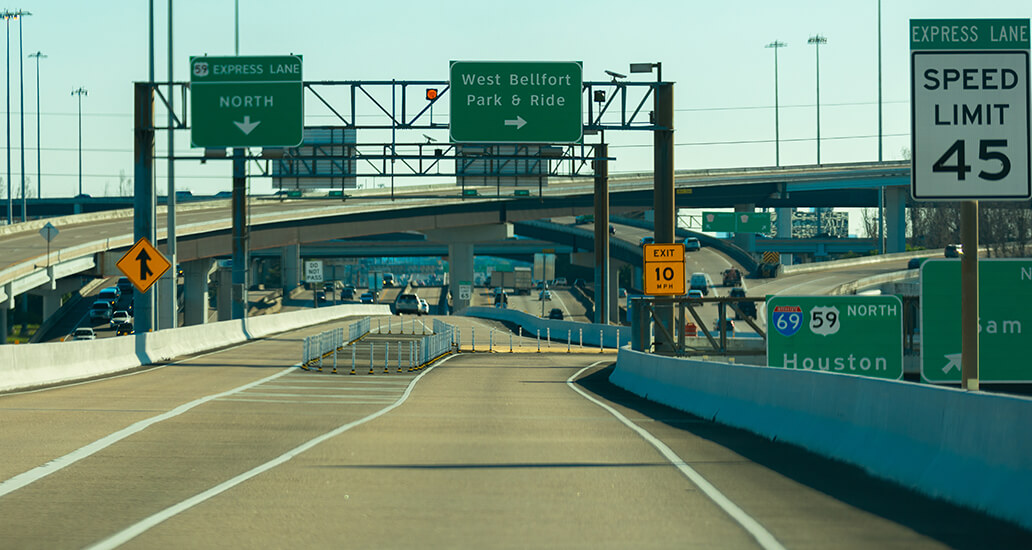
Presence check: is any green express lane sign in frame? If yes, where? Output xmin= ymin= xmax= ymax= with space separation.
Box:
xmin=921 ymin=259 xmax=1032 ymax=383
xmin=449 ymin=61 xmax=582 ymax=143
xmin=767 ymin=295 xmax=903 ymax=380
xmin=190 ymin=55 xmax=303 ymax=148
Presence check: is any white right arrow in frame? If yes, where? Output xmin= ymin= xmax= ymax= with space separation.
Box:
xmin=234 ymin=115 xmax=261 ymax=135
xmin=942 ymin=353 xmax=962 ymax=374
xmin=504 ymin=115 xmax=527 ymax=130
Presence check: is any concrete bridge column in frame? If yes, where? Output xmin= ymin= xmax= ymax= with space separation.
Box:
xmin=183 ymin=259 xmax=215 ymax=326
xmin=777 ymin=207 xmax=794 ymax=265
xmin=733 ymin=204 xmax=756 ymax=252
xmin=217 ymin=266 xmax=233 ymax=321
xmin=427 ymin=224 xmax=513 ymax=314
xmin=885 ymin=187 xmax=907 ymax=253
xmin=281 ymin=244 xmax=301 ymax=294
xmin=448 ymin=242 xmax=474 ymax=312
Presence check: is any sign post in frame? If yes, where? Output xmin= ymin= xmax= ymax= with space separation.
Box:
xmin=642 ymin=243 xmax=686 ymax=296
xmin=190 ymin=55 xmax=304 ymax=148
xmin=766 ymin=295 xmax=903 ymax=380
xmin=911 ymin=18 xmax=1031 ymax=390
xmin=449 ymin=61 xmax=582 ymax=143
xmin=38 ymin=222 xmax=58 ymax=268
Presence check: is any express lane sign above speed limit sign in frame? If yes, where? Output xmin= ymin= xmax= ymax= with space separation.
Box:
xmin=910 ymin=19 xmax=1031 ymax=200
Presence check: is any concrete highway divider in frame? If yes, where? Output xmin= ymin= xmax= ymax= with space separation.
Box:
xmin=463 ymin=306 xmax=630 ymax=348
xmin=610 ymin=347 xmax=1032 ymax=530
xmin=0 ymin=304 xmax=391 ymax=393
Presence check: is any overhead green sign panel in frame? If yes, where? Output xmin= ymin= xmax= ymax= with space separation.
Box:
xmin=767 ymin=295 xmax=903 ymax=380
xmin=190 ymin=55 xmax=303 ymax=148
xmin=449 ymin=61 xmax=582 ymax=143
xmin=702 ymin=211 xmax=771 ymax=233
xmin=921 ymin=259 xmax=1032 ymax=383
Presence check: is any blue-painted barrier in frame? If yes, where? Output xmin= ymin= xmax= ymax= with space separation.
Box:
xmin=610 ymin=348 xmax=1032 ymax=530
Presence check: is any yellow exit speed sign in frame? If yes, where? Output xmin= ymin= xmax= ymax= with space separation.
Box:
xmin=643 ymin=243 xmax=685 ymax=295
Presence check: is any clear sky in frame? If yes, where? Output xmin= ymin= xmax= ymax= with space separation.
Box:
xmin=0 ymin=0 xmax=1028 ymax=202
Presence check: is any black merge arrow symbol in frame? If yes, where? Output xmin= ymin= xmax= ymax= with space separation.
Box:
xmin=136 ymin=248 xmax=154 ymax=281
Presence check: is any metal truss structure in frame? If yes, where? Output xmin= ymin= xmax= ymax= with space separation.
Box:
xmin=150 ymin=79 xmax=665 ymax=181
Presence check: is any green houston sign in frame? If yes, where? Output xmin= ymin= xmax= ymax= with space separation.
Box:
xmin=190 ymin=55 xmax=303 ymax=148
xmin=449 ymin=61 xmax=582 ymax=143
xmin=766 ymin=295 xmax=903 ymax=380
xmin=920 ymin=259 xmax=1032 ymax=383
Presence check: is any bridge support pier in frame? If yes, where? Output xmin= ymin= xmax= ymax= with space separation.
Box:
xmin=217 ymin=265 xmax=233 ymax=321
xmin=777 ymin=207 xmax=794 ymax=265
xmin=733 ymin=204 xmax=756 ymax=252
xmin=427 ymin=224 xmax=513 ymax=313
xmin=0 ymin=303 xmax=6 ymax=344
xmin=281 ymin=245 xmax=301 ymax=295
xmin=885 ymin=187 xmax=907 ymax=253
xmin=183 ymin=259 xmax=215 ymax=326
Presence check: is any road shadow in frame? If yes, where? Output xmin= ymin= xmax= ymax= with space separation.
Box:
xmin=573 ymin=364 xmax=1032 ymax=550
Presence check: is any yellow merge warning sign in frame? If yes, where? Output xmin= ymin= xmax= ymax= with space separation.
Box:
xmin=642 ymin=243 xmax=685 ymax=296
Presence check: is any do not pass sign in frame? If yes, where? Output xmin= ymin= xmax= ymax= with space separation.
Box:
xmin=910 ymin=19 xmax=1031 ymax=200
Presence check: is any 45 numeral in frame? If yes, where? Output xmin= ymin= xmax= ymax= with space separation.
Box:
xmin=932 ymin=139 xmax=1011 ymax=181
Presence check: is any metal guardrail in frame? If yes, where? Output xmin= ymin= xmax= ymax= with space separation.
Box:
xmin=301 ymin=327 xmax=346 ymax=371
xmin=300 ymin=318 xmax=457 ymax=374
xmin=348 ymin=317 xmax=371 ymax=342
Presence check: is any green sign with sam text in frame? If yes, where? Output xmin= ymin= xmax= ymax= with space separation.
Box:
xmin=920 ymin=259 xmax=1032 ymax=383
xmin=190 ymin=55 xmax=303 ymax=148
xmin=449 ymin=61 xmax=582 ymax=143
xmin=702 ymin=211 xmax=771 ymax=233
xmin=767 ymin=295 xmax=903 ymax=380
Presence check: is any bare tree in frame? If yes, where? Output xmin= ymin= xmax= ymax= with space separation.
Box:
xmin=119 ymin=170 xmax=132 ymax=196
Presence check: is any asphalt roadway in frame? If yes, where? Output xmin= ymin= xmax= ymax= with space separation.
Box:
xmin=1 ymin=315 xmax=1029 ymax=549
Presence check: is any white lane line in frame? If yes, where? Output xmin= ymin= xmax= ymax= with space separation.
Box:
xmin=85 ymin=354 xmax=451 ymax=550
xmin=218 ymin=398 xmax=398 ymax=405
xmin=232 ymin=392 xmax=402 ymax=399
xmin=0 ymin=367 xmax=295 ymax=499
xmin=567 ymin=362 xmax=786 ymax=550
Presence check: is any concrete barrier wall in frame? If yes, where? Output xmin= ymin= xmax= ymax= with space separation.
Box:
xmin=0 ymin=304 xmax=390 ymax=393
xmin=463 ymin=306 xmax=630 ymax=348
xmin=609 ymin=348 xmax=1032 ymax=530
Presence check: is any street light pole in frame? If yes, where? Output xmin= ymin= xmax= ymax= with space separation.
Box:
xmin=17 ymin=11 xmax=29 ymax=221
xmin=808 ymin=34 xmax=827 ymax=165
xmin=3 ymin=12 xmax=11 ymax=225
xmin=28 ymin=51 xmax=43 ymax=200
xmin=765 ymin=40 xmax=786 ymax=167
xmin=72 ymin=87 xmax=87 ymax=197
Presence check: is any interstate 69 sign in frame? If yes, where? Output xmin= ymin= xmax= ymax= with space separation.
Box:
xmin=766 ymin=295 xmax=903 ymax=380
xmin=910 ymin=19 xmax=1031 ymax=200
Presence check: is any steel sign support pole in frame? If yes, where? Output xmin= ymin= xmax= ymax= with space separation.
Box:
xmin=231 ymin=148 xmax=248 ymax=320
xmin=593 ymin=143 xmax=609 ymax=325
xmin=653 ymin=81 xmax=675 ymax=353
xmin=961 ymin=200 xmax=979 ymax=390
xmin=134 ymin=82 xmax=156 ymax=333
xmin=164 ymin=0 xmax=177 ymax=328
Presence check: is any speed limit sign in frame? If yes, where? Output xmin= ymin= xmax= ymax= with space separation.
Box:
xmin=910 ymin=19 xmax=1030 ymax=200
xmin=642 ymin=243 xmax=685 ymax=296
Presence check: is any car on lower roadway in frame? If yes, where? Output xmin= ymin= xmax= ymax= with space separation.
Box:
xmin=72 ymin=327 xmax=95 ymax=341
xmin=360 ymin=292 xmax=376 ymax=304
xmin=539 ymin=289 xmax=552 ymax=301
xmin=395 ymin=293 xmax=421 ymax=314
xmin=547 ymin=308 xmax=564 ymax=320
xmin=110 ymin=310 xmax=131 ymax=329
xmin=89 ymin=300 xmax=113 ymax=322
xmin=115 ymin=322 xmax=135 ymax=336
xmin=689 ymin=272 xmax=714 ymax=296
xmin=683 ymin=237 xmax=701 ymax=251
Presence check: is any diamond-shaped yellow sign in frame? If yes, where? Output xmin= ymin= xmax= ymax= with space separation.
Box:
xmin=116 ymin=237 xmax=171 ymax=294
